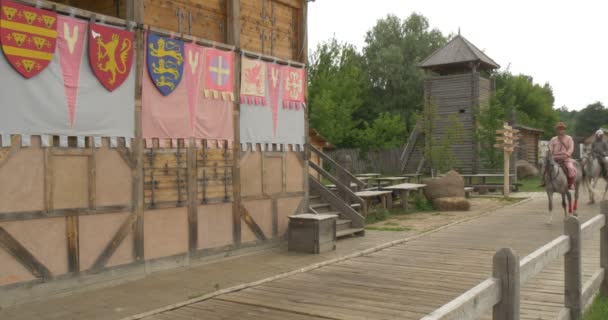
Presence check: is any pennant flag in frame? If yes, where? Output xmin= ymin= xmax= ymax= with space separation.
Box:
xmin=282 ymin=65 xmax=305 ymax=110
xmin=57 ymin=16 xmax=86 ymax=128
xmin=88 ymin=23 xmax=134 ymax=92
xmin=147 ymin=33 xmax=184 ymax=96
xmin=240 ymin=57 xmax=266 ymax=106
xmin=0 ymin=0 xmax=57 ymax=78
xmin=267 ymin=62 xmax=281 ymax=138
xmin=203 ymin=48 xmax=234 ymax=101
xmin=184 ymin=43 xmax=204 ymax=130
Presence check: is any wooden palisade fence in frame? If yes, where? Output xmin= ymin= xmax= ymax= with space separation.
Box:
xmin=422 ymin=201 xmax=608 ymax=320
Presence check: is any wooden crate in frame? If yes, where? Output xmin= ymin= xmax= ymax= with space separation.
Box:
xmin=288 ymin=214 xmax=337 ymax=254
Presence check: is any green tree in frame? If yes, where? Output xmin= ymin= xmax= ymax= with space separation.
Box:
xmin=361 ymin=13 xmax=448 ymax=133
xmin=557 ymin=106 xmax=578 ymax=135
xmin=308 ymin=38 xmax=368 ymax=147
xmin=493 ymin=71 xmax=558 ymax=139
xmin=359 ymin=112 xmax=407 ymax=151
xmin=574 ymin=102 xmax=608 ymax=137
xmin=475 ymin=97 xmax=506 ymax=169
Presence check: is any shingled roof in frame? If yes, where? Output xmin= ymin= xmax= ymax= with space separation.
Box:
xmin=418 ymin=35 xmax=500 ymax=70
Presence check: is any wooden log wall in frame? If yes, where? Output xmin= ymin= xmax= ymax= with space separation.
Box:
xmin=0 ymin=0 xmax=308 ymax=306
xmin=423 ymin=72 xmax=491 ymax=174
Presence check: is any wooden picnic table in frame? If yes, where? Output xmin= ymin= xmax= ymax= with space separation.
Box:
xmin=382 ymin=183 xmax=426 ymax=210
xmin=355 ymin=190 xmax=393 ymax=212
xmin=374 ymin=176 xmax=407 ymax=189
xmin=399 ymin=173 xmax=422 ymax=183
xmin=356 ymin=173 xmax=381 ymax=178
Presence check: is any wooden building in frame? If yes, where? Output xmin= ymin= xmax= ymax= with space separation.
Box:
xmin=309 ymin=129 xmax=333 ymax=180
xmin=413 ymin=35 xmax=500 ymax=174
xmin=514 ymin=125 xmax=543 ymax=164
xmin=0 ymin=0 xmax=309 ymax=307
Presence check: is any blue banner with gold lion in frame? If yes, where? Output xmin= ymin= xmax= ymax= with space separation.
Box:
xmin=147 ymin=33 xmax=184 ymax=96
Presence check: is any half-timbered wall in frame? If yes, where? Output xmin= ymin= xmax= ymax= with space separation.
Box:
xmin=0 ymin=0 xmax=307 ymax=307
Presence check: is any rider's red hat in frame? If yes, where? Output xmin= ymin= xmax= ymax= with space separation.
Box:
xmin=555 ymin=122 xmax=567 ymax=129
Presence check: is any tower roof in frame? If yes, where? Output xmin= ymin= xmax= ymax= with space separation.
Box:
xmin=418 ymin=35 xmax=500 ymax=71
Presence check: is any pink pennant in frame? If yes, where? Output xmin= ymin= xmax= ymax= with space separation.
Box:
xmin=57 ymin=16 xmax=86 ymax=128
xmin=267 ymin=63 xmax=281 ymax=138
xmin=184 ymin=43 xmax=204 ymax=131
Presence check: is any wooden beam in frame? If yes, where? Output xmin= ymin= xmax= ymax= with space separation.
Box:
xmin=66 ymin=215 xmax=80 ymax=273
xmin=0 ymin=142 xmax=19 ymax=170
xmin=88 ymin=149 xmax=96 ymax=209
xmin=43 ymin=147 xmax=53 ymax=212
xmin=600 ymin=201 xmax=608 ymax=295
xmin=564 ymin=217 xmax=583 ymax=320
xmin=0 ymin=205 xmax=134 ymax=222
xmin=129 ymin=0 xmax=145 ymax=262
xmin=187 ymin=141 xmax=198 ymax=252
xmin=240 ymin=205 xmax=267 ymax=241
xmin=91 ymin=214 xmax=136 ymax=271
xmin=492 ymin=248 xmax=520 ymax=320
xmin=116 ymin=144 xmax=136 ymax=169
xmin=271 ymin=198 xmax=278 ymax=238
xmin=0 ymin=227 xmax=51 ymax=279
xmin=227 ymin=0 xmax=242 ymax=247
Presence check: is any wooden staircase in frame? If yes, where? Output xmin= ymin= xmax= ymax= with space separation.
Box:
xmin=308 ymin=145 xmax=366 ymax=239
xmin=400 ymin=121 xmax=425 ymax=174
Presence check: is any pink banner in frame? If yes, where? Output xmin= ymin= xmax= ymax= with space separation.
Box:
xmin=57 ymin=16 xmax=86 ymax=128
xmin=185 ymin=43 xmax=204 ymax=131
xmin=240 ymin=57 xmax=266 ymax=106
xmin=267 ymin=63 xmax=281 ymax=138
xmin=282 ymin=65 xmax=306 ymax=110
xmin=203 ymin=48 xmax=234 ymax=100
xmin=143 ymin=35 xmax=233 ymax=145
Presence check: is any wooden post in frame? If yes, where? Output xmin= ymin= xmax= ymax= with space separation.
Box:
xmin=564 ymin=216 xmax=582 ymax=320
xmin=227 ymin=0 xmax=242 ymax=246
xmin=300 ymin=0 xmax=310 ymax=212
xmin=128 ymin=0 xmax=145 ymax=261
xmin=492 ymin=248 xmax=520 ymax=320
xmin=504 ymin=150 xmax=510 ymax=197
xmin=600 ymin=201 xmax=608 ymax=295
xmin=187 ymin=141 xmax=198 ymax=252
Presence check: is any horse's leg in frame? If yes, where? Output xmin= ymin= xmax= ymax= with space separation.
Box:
xmin=603 ymin=180 xmax=608 ymax=201
xmin=587 ymin=176 xmax=595 ymax=204
xmin=562 ymin=193 xmax=568 ymax=217
xmin=547 ymin=192 xmax=553 ymax=224
xmin=567 ymin=191 xmax=573 ymax=215
xmin=574 ymin=181 xmax=579 ymax=212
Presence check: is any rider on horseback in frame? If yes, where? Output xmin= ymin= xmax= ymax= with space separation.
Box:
xmin=591 ymin=129 xmax=608 ymax=177
xmin=548 ymin=122 xmax=576 ymax=190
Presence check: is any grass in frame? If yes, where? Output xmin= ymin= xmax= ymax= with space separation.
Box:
xmin=518 ymin=176 xmax=543 ymax=192
xmin=365 ymin=195 xmax=436 ymax=228
xmin=584 ymin=295 xmax=608 ymax=320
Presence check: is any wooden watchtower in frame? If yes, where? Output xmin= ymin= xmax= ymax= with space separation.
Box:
xmin=418 ymin=34 xmax=500 ymax=174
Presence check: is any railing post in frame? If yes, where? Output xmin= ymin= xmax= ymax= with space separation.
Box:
xmin=564 ymin=216 xmax=582 ymax=320
xmin=600 ymin=201 xmax=608 ymax=295
xmin=493 ymin=248 xmax=520 ymax=320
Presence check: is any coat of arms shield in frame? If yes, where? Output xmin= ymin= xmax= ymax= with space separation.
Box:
xmin=88 ymin=23 xmax=134 ymax=92
xmin=147 ymin=33 xmax=184 ymax=96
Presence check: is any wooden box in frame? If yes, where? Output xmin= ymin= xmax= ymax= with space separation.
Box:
xmin=288 ymin=214 xmax=337 ymax=254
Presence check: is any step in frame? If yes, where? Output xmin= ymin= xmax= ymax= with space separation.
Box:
xmin=309 ymin=195 xmax=321 ymax=201
xmin=336 ymin=219 xmax=352 ymax=232
xmin=310 ymin=203 xmax=331 ymax=210
xmin=336 ymin=228 xmax=365 ymax=238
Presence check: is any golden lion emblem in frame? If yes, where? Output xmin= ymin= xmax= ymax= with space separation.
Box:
xmin=96 ymin=34 xmax=131 ymax=85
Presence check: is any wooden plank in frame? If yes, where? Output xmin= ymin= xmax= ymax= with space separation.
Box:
xmin=519 ymin=235 xmax=569 ymax=285
xmin=421 ymin=278 xmax=500 ymax=320
xmin=581 ymin=268 xmax=604 ymax=310
xmin=91 ymin=214 xmax=136 ymax=271
xmin=240 ymin=205 xmax=268 ymax=241
xmin=0 ymin=226 xmax=52 ymax=279
xmin=564 ymin=217 xmax=582 ymax=320
xmin=88 ymin=150 xmax=96 ymax=209
xmin=44 ymin=147 xmax=53 ymax=212
xmin=0 ymin=142 xmax=19 ymax=170
xmin=272 ymin=198 xmax=278 ymax=238
xmin=581 ymin=214 xmax=605 ymax=239
xmin=66 ymin=215 xmax=80 ymax=273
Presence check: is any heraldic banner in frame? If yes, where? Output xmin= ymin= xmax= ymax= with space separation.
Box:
xmin=240 ymin=58 xmax=305 ymax=151
xmin=0 ymin=4 xmax=134 ymax=146
xmin=142 ymin=33 xmax=233 ymax=147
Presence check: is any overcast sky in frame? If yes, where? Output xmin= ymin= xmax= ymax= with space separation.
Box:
xmin=308 ymin=0 xmax=608 ymax=110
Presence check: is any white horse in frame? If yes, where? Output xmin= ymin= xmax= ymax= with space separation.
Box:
xmin=540 ymin=150 xmax=582 ymax=224
xmin=581 ymin=150 xmax=608 ymax=204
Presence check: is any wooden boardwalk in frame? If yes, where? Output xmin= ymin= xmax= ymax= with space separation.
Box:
xmin=139 ymin=195 xmax=603 ymax=320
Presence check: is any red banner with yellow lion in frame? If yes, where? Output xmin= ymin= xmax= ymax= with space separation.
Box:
xmin=88 ymin=23 xmax=133 ymax=92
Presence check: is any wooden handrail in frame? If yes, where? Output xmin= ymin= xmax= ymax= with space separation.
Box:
xmin=308 ymin=161 xmax=364 ymax=208
xmin=309 ymin=177 xmax=365 ymax=227
xmin=422 ymin=202 xmax=608 ymax=320
xmin=309 ymin=144 xmax=365 ymax=189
